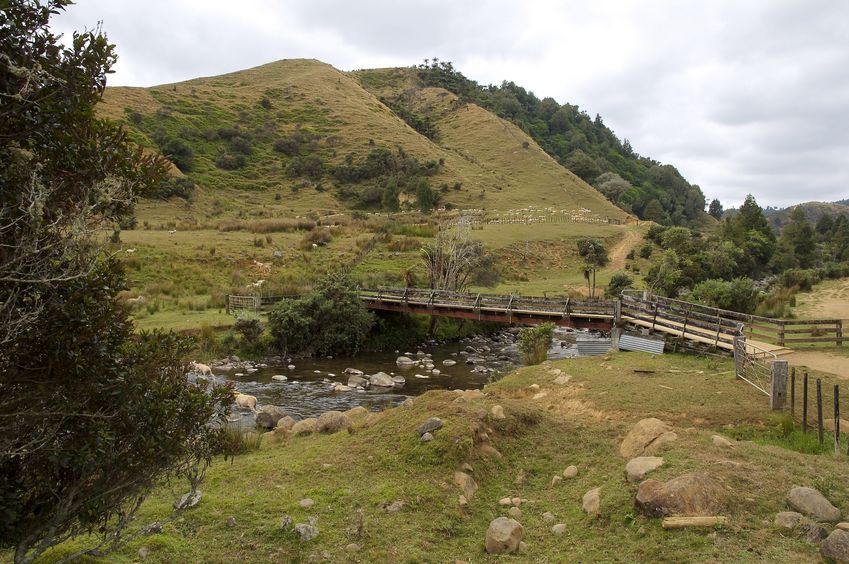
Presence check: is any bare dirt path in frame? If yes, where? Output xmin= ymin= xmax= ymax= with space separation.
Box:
xmin=793 ymin=277 xmax=849 ymax=320
xmin=786 ymin=350 xmax=849 ymax=380
xmin=606 ymin=227 xmax=643 ymax=271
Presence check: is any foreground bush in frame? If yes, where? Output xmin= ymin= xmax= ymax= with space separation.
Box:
xmin=269 ymin=273 xmax=374 ymax=357
xmin=518 ymin=322 xmax=555 ymax=365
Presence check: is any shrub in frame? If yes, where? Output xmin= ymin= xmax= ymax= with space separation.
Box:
xmin=300 ymin=229 xmax=332 ymax=249
xmin=215 ymin=153 xmax=246 ymax=170
xmin=229 ymin=136 xmax=253 ymax=155
xmin=691 ymin=277 xmax=759 ymax=313
xmin=606 ymin=272 xmax=634 ymax=297
xmin=639 ymin=244 xmax=653 ymax=259
xmin=284 ymin=154 xmax=325 ymax=180
xmin=518 ymin=322 xmax=555 ymax=365
xmin=780 ymin=268 xmax=820 ymax=291
xmin=147 ymin=176 xmax=195 ymax=200
xmin=268 ymin=273 xmax=374 ymax=356
xmin=234 ymin=313 xmax=264 ymax=347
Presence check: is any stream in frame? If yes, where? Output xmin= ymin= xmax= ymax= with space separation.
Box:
xmin=202 ymin=327 xmax=597 ymax=426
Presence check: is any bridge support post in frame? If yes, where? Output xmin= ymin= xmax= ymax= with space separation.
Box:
xmin=770 ymin=360 xmax=788 ymax=411
xmin=611 ymin=327 xmax=621 ymax=351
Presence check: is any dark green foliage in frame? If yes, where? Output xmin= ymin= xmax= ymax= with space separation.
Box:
xmin=215 ymin=152 xmax=246 ymax=170
xmin=234 ymin=313 xmax=264 ymax=350
xmin=776 ymin=207 xmax=816 ymax=269
xmin=414 ymin=59 xmax=706 ymax=225
xmin=159 ymin=137 xmax=194 ymax=172
xmin=708 ymin=198 xmax=723 ymax=219
xmin=690 ymin=277 xmax=759 ymax=313
xmin=606 ymin=272 xmax=634 ymax=297
xmin=259 ymin=96 xmax=272 ymax=110
xmin=284 ymin=154 xmax=325 ymax=180
xmin=380 ymin=96 xmax=439 ymax=140
xmin=0 ymin=5 xmax=230 ymax=560
xmin=577 ymin=238 xmax=608 ymax=298
xmin=149 ymin=176 xmax=195 ymax=200
xmin=518 ymin=322 xmax=555 ymax=365
xmin=229 ymin=135 xmax=253 ymax=155
xmin=268 ymin=273 xmax=374 ymax=357
xmin=1 ymin=260 xmax=233 ymax=562
xmin=638 ymin=244 xmax=653 ymax=259
xmin=415 ymin=178 xmax=439 ymax=213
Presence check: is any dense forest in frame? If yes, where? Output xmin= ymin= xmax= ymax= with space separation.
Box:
xmin=641 ymin=195 xmax=849 ymax=316
xmin=412 ymin=60 xmax=708 ymax=226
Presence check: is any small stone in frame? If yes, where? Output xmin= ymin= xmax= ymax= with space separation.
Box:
xmin=490 ymin=405 xmax=506 ymax=420
xmin=582 ymin=488 xmax=601 ymax=517
xmin=416 ymin=417 xmax=443 ymax=436
xmin=798 ymin=522 xmax=829 ymax=542
xmin=145 ymin=522 xmax=163 ymax=534
xmin=401 ymin=398 xmax=414 ymax=408
xmin=563 ymin=465 xmax=578 ymax=478
xmin=174 ymin=490 xmax=202 ymax=510
xmin=384 ymin=500 xmax=404 ymax=512
xmin=542 ymin=511 xmax=556 ymax=523
xmin=711 ymin=435 xmax=734 ymax=448
xmin=551 ymin=523 xmax=567 ymax=535
xmin=528 ymin=384 xmax=540 ymax=391
xmin=498 ymin=497 xmax=513 ymax=507
xmin=625 ymin=456 xmax=665 ymax=483
xmin=551 ymin=475 xmax=563 ymax=486
xmin=138 ymin=547 xmax=151 ymax=560
xmin=508 ymin=506 xmax=522 ymax=519
xmin=837 ymin=522 xmax=849 ymax=532
xmin=553 ymin=375 xmax=571 ymax=385
xmin=459 ymin=495 xmax=468 ymax=508
xmin=345 ymin=543 xmax=361 ymax=553
xmin=511 ymin=497 xmax=522 ymax=507
xmin=519 ymin=541 xmax=528 ymax=553
xmin=294 ymin=521 xmax=319 ymax=541
xmin=774 ymin=511 xmax=803 ymax=530
xmin=287 ymin=364 xmax=295 ymax=370
xmin=226 ymin=516 xmax=236 ymax=527
xmin=461 ymin=462 xmax=474 ymax=473
xmin=299 ymin=498 xmax=315 ymax=509
xmin=280 ymin=515 xmax=293 ymax=529
xmin=479 ymin=444 xmax=502 ymax=458
xmin=420 ymin=432 xmax=434 ymax=442
xmin=272 ymin=375 xmax=288 ymax=382
xmin=532 ymin=392 xmax=548 ymax=400
xmin=454 ymin=471 xmax=479 ymax=500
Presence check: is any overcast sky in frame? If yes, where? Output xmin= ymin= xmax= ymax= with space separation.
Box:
xmin=55 ymin=1 xmax=849 ymax=208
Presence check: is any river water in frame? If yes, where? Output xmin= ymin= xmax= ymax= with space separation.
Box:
xmin=207 ymin=327 xmax=592 ymax=424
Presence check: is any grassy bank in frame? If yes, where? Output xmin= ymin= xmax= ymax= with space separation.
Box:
xmin=41 ymin=352 xmax=847 ymax=562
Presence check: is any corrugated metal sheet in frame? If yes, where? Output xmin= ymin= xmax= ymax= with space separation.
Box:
xmin=619 ymin=332 xmax=665 ymax=354
xmin=576 ymin=337 xmax=612 ymax=356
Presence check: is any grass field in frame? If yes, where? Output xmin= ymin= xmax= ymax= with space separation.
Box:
xmin=40 ymin=352 xmax=847 ymax=563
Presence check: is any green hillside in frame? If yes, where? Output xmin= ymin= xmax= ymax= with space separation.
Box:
xmin=99 ymin=59 xmax=629 ymax=222
xmin=356 ymin=61 xmax=710 ymax=227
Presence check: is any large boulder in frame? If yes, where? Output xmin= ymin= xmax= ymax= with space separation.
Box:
xmin=787 ymin=486 xmax=841 ymax=522
xmin=620 ymin=418 xmax=677 ymax=459
xmin=369 ymin=372 xmax=394 ymax=388
xmin=275 ymin=416 xmax=296 ymax=432
xmin=291 ymin=418 xmax=318 ymax=436
xmin=255 ymin=405 xmax=288 ymax=429
xmin=625 ymin=457 xmax=664 ymax=483
xmin=485 ymin=517 xmax=524 ymax=554
xmin=316 ymin=411 xmax=351 ymax=434
xmin=774 ymin=511 xmax=804 ymax=530
xmin=822 ymin=530 xmax=849 ymax=562
xmin=635 ymin=473 xmax=725 ymax=517
xmin=347 ymin=374 xmax=369 ymax=387
xmin=582 ymin=488 xmax=601 ymax=517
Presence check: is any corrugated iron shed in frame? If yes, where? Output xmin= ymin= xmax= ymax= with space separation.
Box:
xmin=618 ymin=332 xmax=665 ymax=354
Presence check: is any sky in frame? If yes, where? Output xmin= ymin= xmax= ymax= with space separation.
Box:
xmin=55 ymin=0 xmax=849 ymax=209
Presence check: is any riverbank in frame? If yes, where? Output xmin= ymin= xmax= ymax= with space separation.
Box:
xmin=44 ymin=351 xmax=848 ymax=562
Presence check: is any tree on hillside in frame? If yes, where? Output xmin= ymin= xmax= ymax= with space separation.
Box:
xmin=708 ymin=198 xmax=723 ymax=219
xmin=778 ymin=207 xmax=816 ymax=269
xmin=577 ymin=238 xmax=609 ymax=298
xmin=0 ymin=3 xmax=233 ymax=562
xmin=421 ymin=221 xmax=488 ymax=292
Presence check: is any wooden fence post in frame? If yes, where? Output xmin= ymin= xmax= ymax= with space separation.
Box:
xmin=770 ymin=360 xmax=788 ymax=411
xmin=803 ymin=372 xmax=809 ymax=433
xmin=838 ymin=320 xmax=843 ymax=346
xmin=778 ymin=321 xmax=786 ymax=347
xmin=816 ymin=379 xmax=824 ymax=447
xmin=790 ymin=367 xmax=796 ymax=417
xmin=733 ymin=336 xmax=746 ymax=380
xmin=834 ymin=385 xmax=841 ymax=456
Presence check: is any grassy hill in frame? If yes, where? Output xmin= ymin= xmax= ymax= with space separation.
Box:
xmin=99 ymin=59 xmax=628 ymax=222
xmin=763 ymin=201 xmax=849 ymax=230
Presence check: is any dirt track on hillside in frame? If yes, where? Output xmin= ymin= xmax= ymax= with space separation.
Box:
xmin=786 ymin=350 xmax=849 ymax=380
xmin=607 ymin=228 xmax=643 ymax=271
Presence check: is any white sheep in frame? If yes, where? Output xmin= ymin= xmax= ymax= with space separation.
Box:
xmin=189 ymin=361 xmax=213 ymax=376
xmin=125 ymin=295 xmax=145 ymax=304
xmin=168 ymin=229 xmax=177 ymax=235
xmin=233 ymin=392 xmax=257 ymax=411
xmin=124 ymin=248 xmax=136 ymax=255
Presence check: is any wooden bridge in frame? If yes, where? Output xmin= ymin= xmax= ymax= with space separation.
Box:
xmin=228 ymin=287 xmax=796 ymax=353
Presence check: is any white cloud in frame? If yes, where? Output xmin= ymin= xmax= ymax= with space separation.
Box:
xmin=53 ymin=0 xmax=849 ymax=208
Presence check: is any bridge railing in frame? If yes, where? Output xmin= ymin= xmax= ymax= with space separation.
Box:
xmin=357 ymin=287 xmax=616 ymax=318
xmin=620 ymin=290 xmax=744 ymax=348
